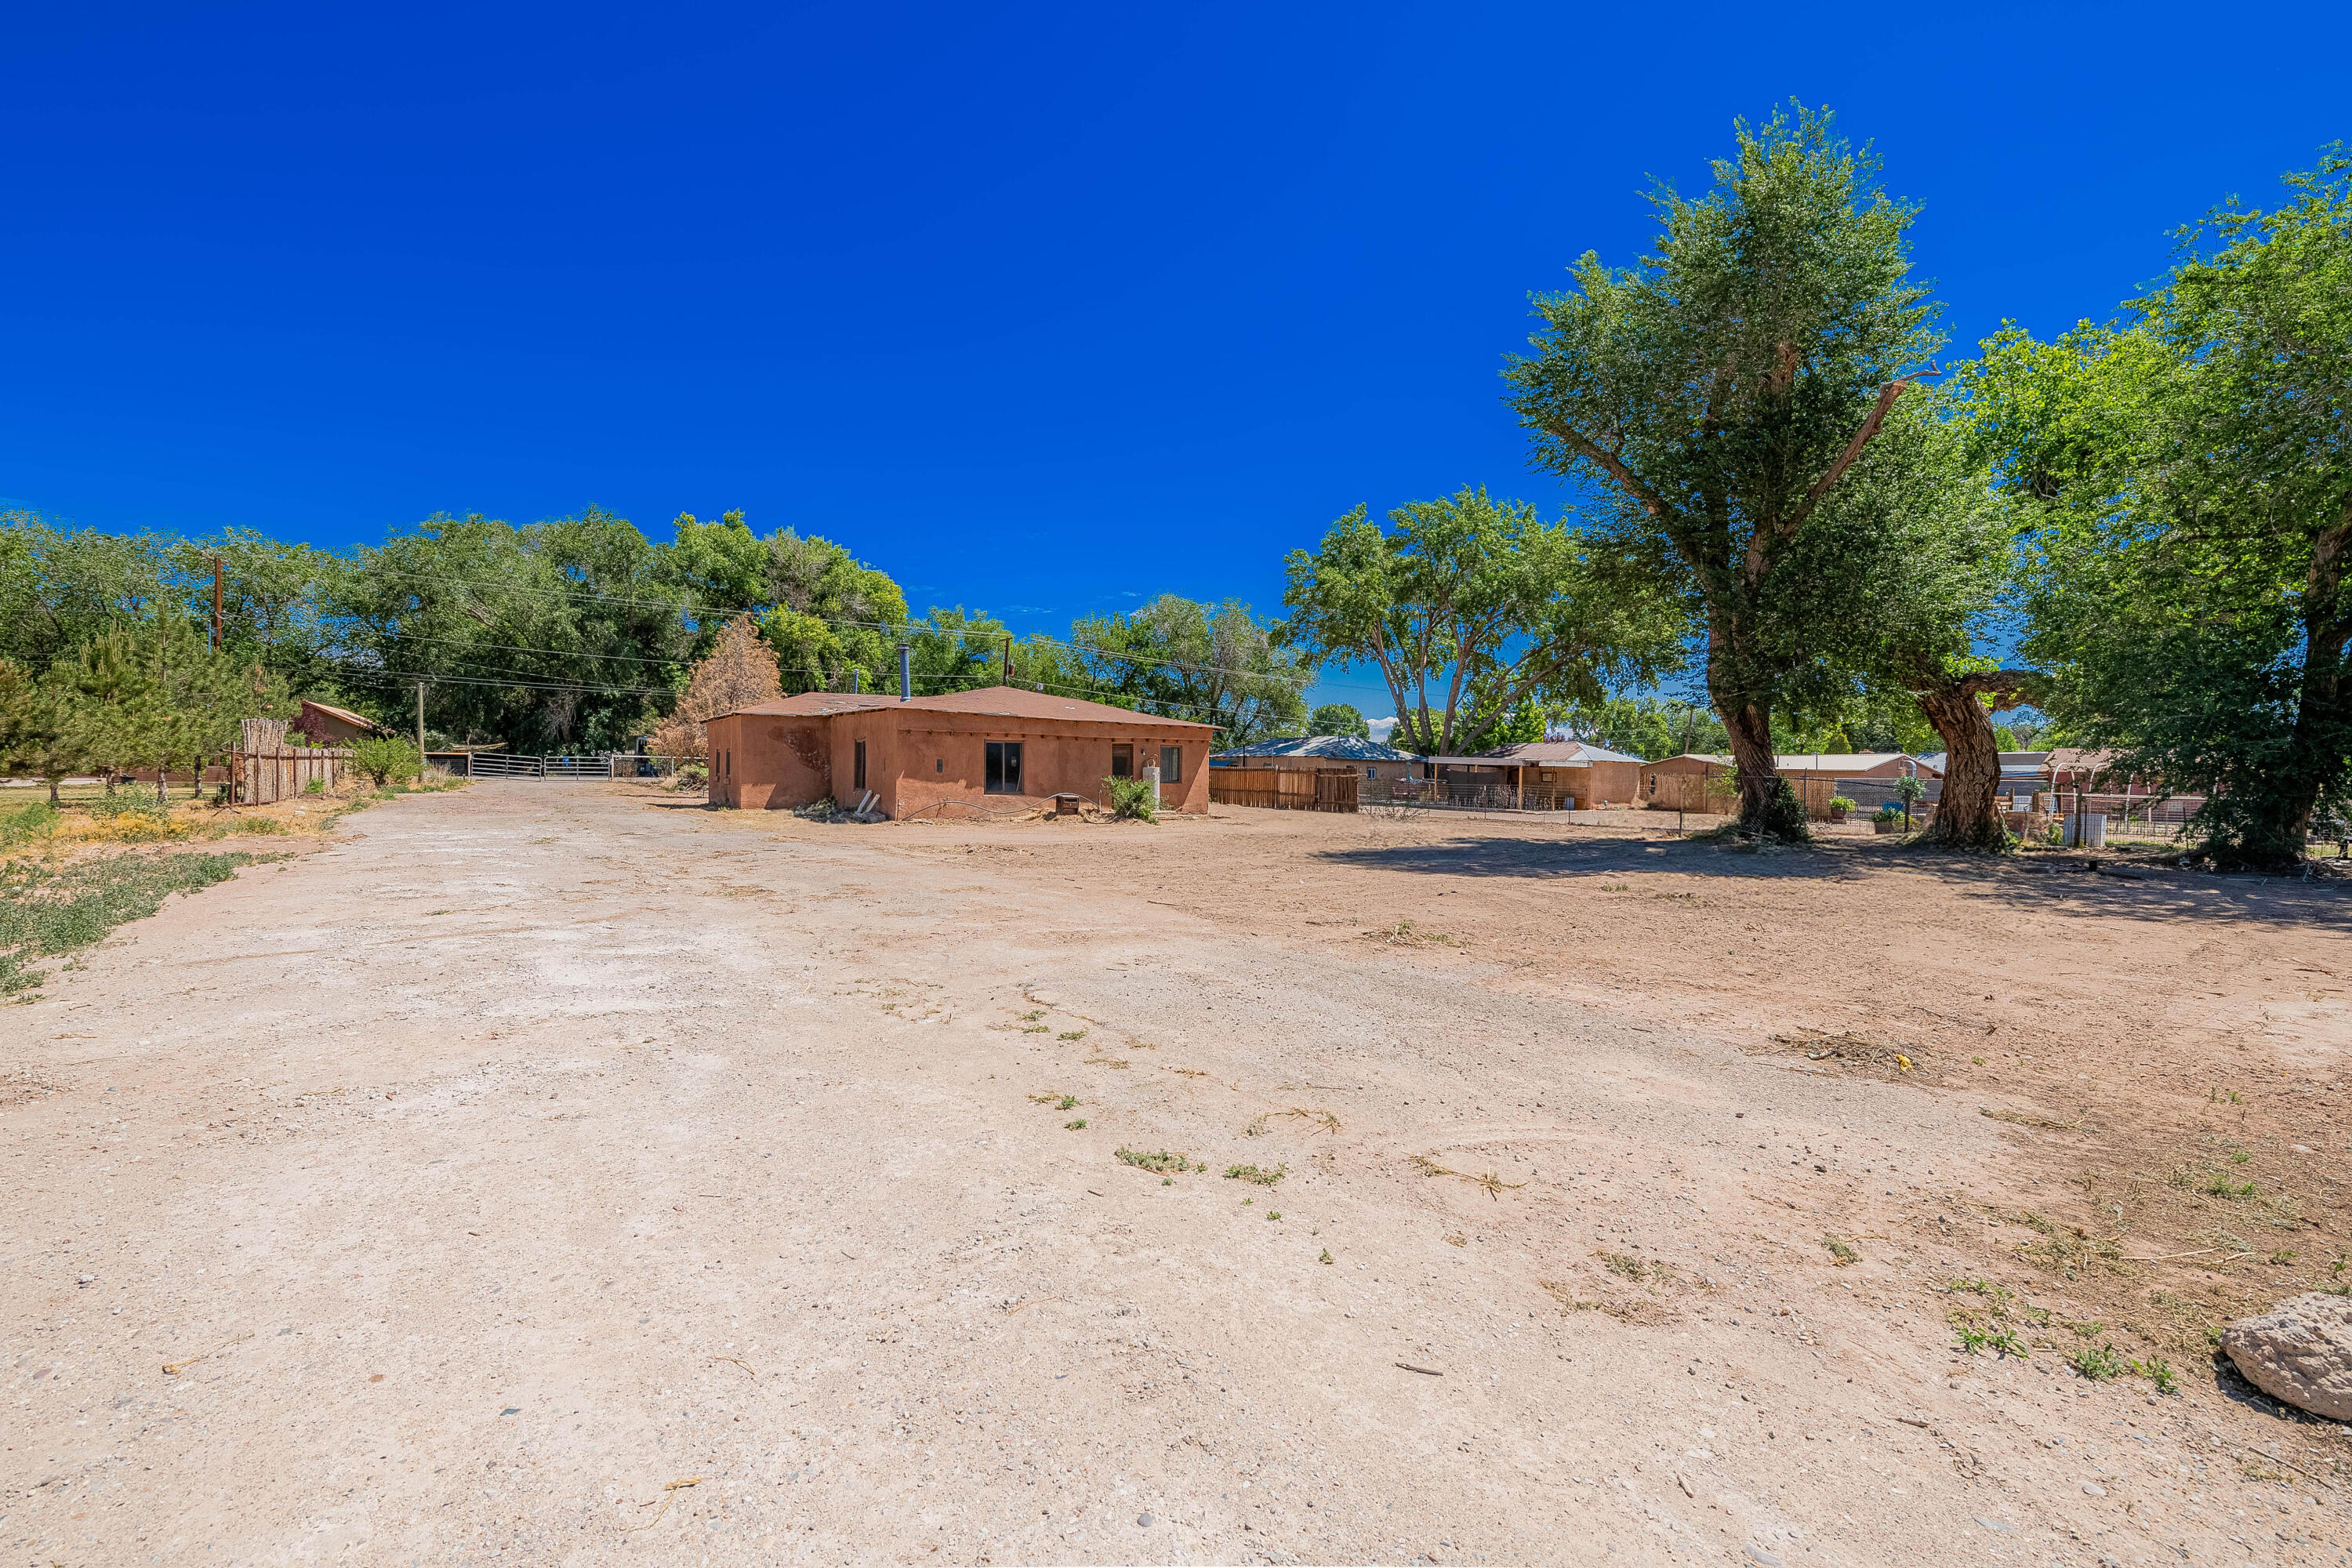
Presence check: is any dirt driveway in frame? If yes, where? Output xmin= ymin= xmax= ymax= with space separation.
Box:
xmin=5 ymin=783 xmax=2348 ymax=1566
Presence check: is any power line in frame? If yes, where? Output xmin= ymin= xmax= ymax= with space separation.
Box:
xmin=314 ymin=652 xmax=1249 ymax=726
xmin=321 ymin=565 xmax=1315 ymax=688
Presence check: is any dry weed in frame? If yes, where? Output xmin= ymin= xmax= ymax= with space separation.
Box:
xmin=1411 ymin=1154 xmax=1525 ymax=1198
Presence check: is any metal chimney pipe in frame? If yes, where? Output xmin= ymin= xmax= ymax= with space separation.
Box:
xmin=851 ymin=667 xmax=860 ymax=695
xmin=898 ymin=641 xmax=912 ymax=702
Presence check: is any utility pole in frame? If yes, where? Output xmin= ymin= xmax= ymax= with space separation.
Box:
xmin=416 ymin=681 xmax=426 ymax=779
xmin=1003 ymin=635 xmax=1014 ymax=688
xmin=211 ymin=556 xmax=223 ymax=651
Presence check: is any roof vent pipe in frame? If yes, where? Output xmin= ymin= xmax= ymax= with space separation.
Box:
xmin=898 ymin=641 xmax=912 ymax=702
xmin=851 ymin=667 xmax=860 ymax=695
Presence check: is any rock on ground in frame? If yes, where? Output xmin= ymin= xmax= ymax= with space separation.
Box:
xmin=2221 ymin=1293 xmax=2352 ymax=1420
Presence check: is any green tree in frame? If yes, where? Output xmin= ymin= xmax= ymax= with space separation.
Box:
xmin=1965 ymin=153 xmax=2352 ymax=867
xmin=165 ymin=529 xmax=345 ymax=697
xmin=1069 ymin=595 xmax=1309 ymax=743
xmin=0 ymin=659 xmax=82 ymax=804
xmin=0 ymin=513 xmax=172 ymax=674
xmin=659 ymin=511 xmax=909 ymax=689
xmin=1308 ymin=702 xmax=1370 ymax=739
xmin=53 ymin=623 xmax=162 ymax=790
xmin=1283 ymin=486 xmax=1679 ymax=757
xmin=337 ymin=511 xmax=691 ymax=753
xmin=1780 ymin=399 xmax=2030 ymax=849
xmin=1505 ymin=105 xmax=1942 ymax=837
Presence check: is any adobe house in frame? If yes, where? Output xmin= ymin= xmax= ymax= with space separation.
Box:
xmin=1417 ymin=739 xmax=1645 ymax=809
xmin=1771 ymin=751 xmax=1939 ymax=785
xmin=704 ymin=685 xmax=1214 ymax=818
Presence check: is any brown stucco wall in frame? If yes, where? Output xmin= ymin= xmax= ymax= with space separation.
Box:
xmin=888 ymin=716 xmax=1210 ymax=817
xmin=706 ymin=706 xmax=1214 ymax=817
xmin=1581 ymin=760 xmax=1641 ymax=807
xmin=706 ymin=713 xmax=832 ymax=811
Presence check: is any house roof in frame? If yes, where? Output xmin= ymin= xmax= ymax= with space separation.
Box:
xmin=1643 ymin=752 xmax=1736 ymax=768
xmin=1213 ymin=735 xmax=1420 ymax=762
xmin=1425 ymin=739 xmax=1646 ymax=767
xmin=299 ymin=699 xmax=378 ymax=731
xmin=1771 ymin=752 xmax=1923 ymax=774
xmin=712 ymin=684 xmax=1216 ymax=731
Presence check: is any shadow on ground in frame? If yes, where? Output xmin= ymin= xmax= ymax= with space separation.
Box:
xmin=1314 ymin=830 xmax=2352 ymax=929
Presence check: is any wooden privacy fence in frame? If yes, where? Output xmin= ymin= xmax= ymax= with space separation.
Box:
xmin=1646 ymin=771 xmax=1841 ymax=819
xmin=235 ymin=719 xmax=349 ymax=804
xmin=1209 ymin=767 xmax=1359 ymax=813
xmin=1647 ymin=771 xmax=1740 ymax=815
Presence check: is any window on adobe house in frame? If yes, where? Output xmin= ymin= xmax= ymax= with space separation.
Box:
xmin=985 ymin=741 xmax=1023 ymax=794
xmin=853 ymin=739 xmax=866 ymax=791
xmin=1160 ymin=745 xmax=1181 ymax=782
xmin=1110 ymin=743 xmax=1133 ymax=778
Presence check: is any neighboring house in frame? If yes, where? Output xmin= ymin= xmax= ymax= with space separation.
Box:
xmin=1210 ymin=735 xmax=1420 ymax=785
xmin=1771 ymin=752 xmax=1937 ymax=784
xmin=703 ymin=685 xmax=1214 ymax=818
xmin=1418 ymin=739 xmax=1645 ymax=809
xmin=292 ymin=699 xmax=379 ymax=746
xmin=2046 ymin=747 xmax=2161 ymax=793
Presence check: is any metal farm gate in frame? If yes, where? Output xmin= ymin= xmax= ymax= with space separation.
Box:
xmin=449 ymin=752 xmax=670 ymax=779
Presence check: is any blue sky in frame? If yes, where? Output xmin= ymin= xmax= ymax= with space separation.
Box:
xmin=4 ymin=2 xmax=2346 ymax=721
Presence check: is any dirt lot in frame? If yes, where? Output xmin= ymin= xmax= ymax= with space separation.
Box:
xmin=5 ymin=782 xmax=2349 ymax=1566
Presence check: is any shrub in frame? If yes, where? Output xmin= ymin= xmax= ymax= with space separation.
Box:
xmin=0 ymin=800 xmax=60 ymax=848
xmin=1748 ymin=775 xmax=1809 ymax=842
xmin=1828 ymin=795 xmax=1858 ymax=815
xmin=350 ymin=736 xmax=421 ymax=787
xmin=1872 ymin=803 xmax=1904 ymax=824
xmin=1102 ymin=775 xmax=1158 ymax=822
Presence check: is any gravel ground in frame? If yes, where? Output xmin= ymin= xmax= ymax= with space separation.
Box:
xmin=5 ymin=781 xmax=2347 ymax=1566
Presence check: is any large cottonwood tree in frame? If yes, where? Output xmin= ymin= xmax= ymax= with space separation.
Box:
xmin=1506 ymin=106 xmax=1942 ymax=835
xmin=1966 ymin=154 xmax=2352 ymax=868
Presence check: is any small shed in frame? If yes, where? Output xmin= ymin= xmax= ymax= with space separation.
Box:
xmin=292 ymin=699 xmax=380 ymax=746
xmin=1639 ymin=753 xmax=1736 ymax=811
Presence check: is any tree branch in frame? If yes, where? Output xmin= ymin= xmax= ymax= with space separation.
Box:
xmin=1745 ymin=379 xmax=1913 ymax=585
xmin=1541 ymin=421 xmax=1675 ymax=522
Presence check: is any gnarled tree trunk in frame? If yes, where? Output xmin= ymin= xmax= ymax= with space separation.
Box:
xmin=1719 ymin=699 xmax=1785 ymax=833
xmin=2234 ymin=511 xmax=2352 ymax=869
xmin=1914 ymin=670 xmax=2036 ymax=851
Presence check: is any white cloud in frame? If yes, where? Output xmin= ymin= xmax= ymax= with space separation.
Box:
xmin=1367 ymin=715 xmax=1399 ymax=742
